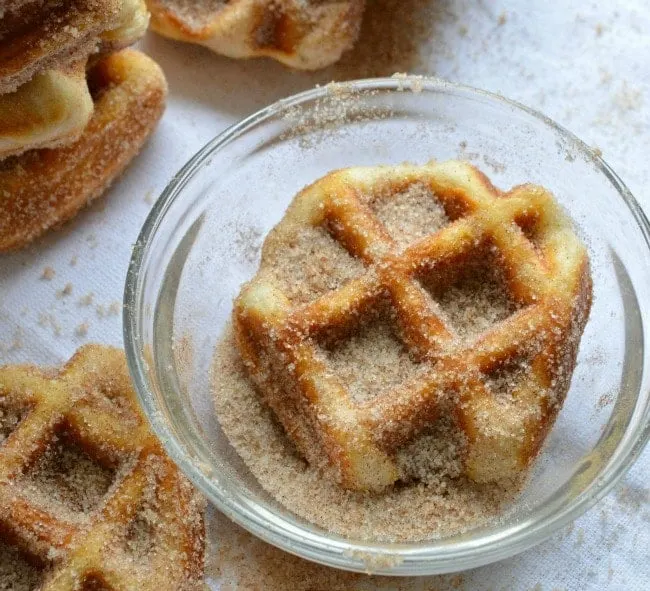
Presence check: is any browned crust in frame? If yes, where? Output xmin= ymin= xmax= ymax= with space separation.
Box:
xmin=0 ymin=0 xmax=122 ymax=94
xmin=520 ymin=258 xmax=593 ymax=465
xmin=146 ymin=0 xmax=366 ymax=70
xmin=0 ymin=345 xmax=205 ymax=589
xmin=233 ymin=162 xmax=593 ymax=491
xmin=0 ymin=49 xmax=168 ymax=252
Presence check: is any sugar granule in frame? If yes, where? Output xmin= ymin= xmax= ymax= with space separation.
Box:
xmin=56 ymin=282 xmax=73 ymax=299
xmin=78 ymin=292 xmax=94 ymax=306
xmin=75 ymin=322 xmax=89 ymax=337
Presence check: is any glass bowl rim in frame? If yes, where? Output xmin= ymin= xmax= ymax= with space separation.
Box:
xmin=123 ymin=76 xmax=650 ymax=575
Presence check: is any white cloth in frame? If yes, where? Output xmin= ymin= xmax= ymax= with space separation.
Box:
xmin=0 ymin=1 xmax=648 ymax=589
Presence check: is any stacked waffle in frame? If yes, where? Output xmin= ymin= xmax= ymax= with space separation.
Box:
xmin=0 ymin=0 xmax=167 ymax=251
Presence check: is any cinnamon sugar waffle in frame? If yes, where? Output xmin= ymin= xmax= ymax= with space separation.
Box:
xmin=146 ymin=0 xmax=365 ymax=70
xmin=0 ymin=48 xmax=167 ymax=252
xmin=0 ymin=0 xmax=150 ymax=159
xmin=0 ymin=345 xmax=205 ymax=590
xmin=0 ymin=0 xmax=122 ymax=96
xmin=234 ymin=160 xmax=592 ymax=492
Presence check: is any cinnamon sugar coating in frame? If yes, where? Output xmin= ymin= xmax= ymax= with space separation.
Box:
xmin=0 ymin=0 xmax=150 ymax=159
xmin=0 ymin=345 xmax=205 ymax=590
xmin=0 ymin=49 xmax=167 ymax=251
xmin=146 ymin=0 xmax=365 ymax=70
xmin=232 ymin=160 xmax=592 ymax=492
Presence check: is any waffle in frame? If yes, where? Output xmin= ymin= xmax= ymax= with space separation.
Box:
xmin=146 ymin=0 xmax=365 ymax=70
xmin=0 ymin=0 xmax=150 ymax=159
xmin=234 ymin=160 xmax=592 ymax=492
xmin=0 ymin=345 xmax=205 ymax=590
xmin=0 ymin=60 xmax=93 ymax=160
xmin=0 ymin=48 xmax=167 ymax=252
xmin=0 ymin=0 xmax=122 ymax=96
xmin=101 ymin=0 xmax=151 ymax=51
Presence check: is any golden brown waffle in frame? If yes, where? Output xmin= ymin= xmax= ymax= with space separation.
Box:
xmin=0 ymin=345 xmax=205 ymax=590
xmin=0 ymin=0 xmax=150 ymax=159
xmin=0 ymin=0 xmax=122 ymax=95
xmin=146 ymin=0 xmax=365 ymax=70
xmin=234 ymin=160 xmax=592 ymax=492
xmin=0 ymin=48 xmax=167 ymax=252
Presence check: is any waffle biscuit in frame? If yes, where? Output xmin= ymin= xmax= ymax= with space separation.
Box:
xmin=0 ymin=49 xmax=167 ymax=252
xmin=0 ymin=0 xmax=121 ymax=96
xmin=0 ymin=0 xmax=150 ymax=159
xmin=0 ymin=345 xmax=205 ymax=590
xmin=234 ymin=161 xmax=592 ymax=492
xmin=146 ymin=0 xmax=365 ymax=70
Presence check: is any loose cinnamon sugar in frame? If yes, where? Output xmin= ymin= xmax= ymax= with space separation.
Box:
xmin=78 ymin=292 xmax=95 ymax=306
xmin=233 ymin=224 xmax=263 ymax=265
xmin=395 ymin=415 xmax=464 ymax=487
xmin=212 ymin=327 xmax=520 ymax=543
xmin=122 ymin=505 xmax=157 ymax=558
xmin=75 ymin=321 xmax=89 ymax=336
xmin=0 ymin=327 xmax=24 ymax=356
xmin=210 ymin=509 xmax=468 ymax=590
xmin=420 ymin=258 xmax=519 ymax=341
xmin=0 ymin=400 xmax=28 ymax=444
xmin=119 ymin=465 xmax=169 ymax=560
xmin=280 ymin=83 xmax=392 ymax=149
xmin=433 ymin=276 xmax=515 ymax=340
xmin=55 ymin=282 xmax=73 ymax=299
xmin=37 ymin=311 xmax=62 ymax=336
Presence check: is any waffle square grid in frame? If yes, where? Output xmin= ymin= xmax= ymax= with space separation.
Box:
xmin=234 ymin=161 xmax=592 ymax=492
xmin=0 ymin=346 xmax=204 ymax=590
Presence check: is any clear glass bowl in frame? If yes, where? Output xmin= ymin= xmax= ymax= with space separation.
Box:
xmin=123 ymin=78 xmax=650 ymax=576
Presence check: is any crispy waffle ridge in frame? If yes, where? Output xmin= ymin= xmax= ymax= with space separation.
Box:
xmin=0 ymin=345 xmax=205 ymax=590
xmin=0 ymin=0 xmax=150 ymax=158
xmin=0 ymin=48 xmax=167 ymax=251
xmin=234 ymin=160 xmax=593 ymax=492
xmin=146 ymin=0 xmax=365 ymax=70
